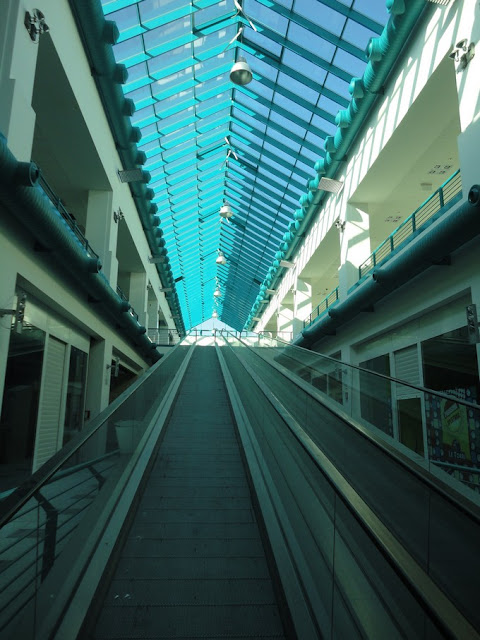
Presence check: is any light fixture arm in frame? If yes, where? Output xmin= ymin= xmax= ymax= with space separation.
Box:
xmin=233 ymin=0 xmax=258 ymax=32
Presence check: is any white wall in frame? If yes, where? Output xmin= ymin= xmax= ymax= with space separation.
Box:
xmin=256 ymin=0 xmax=480 ymax=375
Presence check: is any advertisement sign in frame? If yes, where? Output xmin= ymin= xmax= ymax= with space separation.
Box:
xmin=425 ymin=388 xmax=479 ymax=468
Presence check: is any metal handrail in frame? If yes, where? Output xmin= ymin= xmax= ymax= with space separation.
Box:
xmin=266 ymin=333 xmax=480 ymax=411
xmin=37 ymin=171 xmax=99 ymax=260
xmin=358 ymin=170 xmax=462 ymax=280
xmin=303 ymin=286 xmax=339 ymax=329
xmin=116 ymin=286 xmax=139 ymax=322
xmin=148 ymin=327 xmax=181 ymax=344
xmin=224 ymin=342 xmax=480 ymax=639
xmin=222 ymin=330 xmax=480 ymax=515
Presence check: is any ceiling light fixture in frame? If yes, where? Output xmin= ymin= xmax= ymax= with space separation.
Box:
xmin=212 ymin=310 xmax=218 ymax=318
xmin=279 ymin=260 xmax=295 ymax=269
xmin=117 ymin=168 xmax=150 ymax=183
xmin=230 ymin=57 xmax=253 ymax=86
xmin=214 ymin=287 xmax=221 ymax=297
xmin=216 ymin=250 xmax=227 ymax=265
xmin=220 ymin=203 xmax=233 ymax=220
xmin=222 ymin=137 xmax=239 ymax=167
xmin=318 ymin=177 xmax=344 ymax=195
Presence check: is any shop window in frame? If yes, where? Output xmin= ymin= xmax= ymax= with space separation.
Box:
xmin=397 ymin=397 xmax=424 ymax=455
xmin=422 ymin=327 xmax=479 ymax=399
xmin=423 ymin=327 xmax=480 ymax=476
xmin=359 ymin=354 xmax=393 ymax=436
xmin=109 ymin=363 xmax=138 ymax=404
xmin=0 ymin=325 xmax=45 ymax=489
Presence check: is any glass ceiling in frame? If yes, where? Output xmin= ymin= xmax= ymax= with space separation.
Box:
xmin=101 ymin=0 xmax=390 ymax=331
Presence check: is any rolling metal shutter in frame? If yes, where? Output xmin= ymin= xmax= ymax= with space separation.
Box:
xmin=394 ymin=345 xmax=420 ymax=397
xmin=33 ymin=336 xmax=66 ymax=471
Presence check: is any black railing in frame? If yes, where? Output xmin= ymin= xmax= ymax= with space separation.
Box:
xmin=116 ymin=286 xmax=139 ymax=322
xmin=37 ymin=172 xmax=99 ymax=261
xmin=303 ymin=286 xmax=339 ymax=329
xmin=0 ymin=454 xmax=117 ymax=634
xmin=358 ymin=170 xmax=462 ymax=280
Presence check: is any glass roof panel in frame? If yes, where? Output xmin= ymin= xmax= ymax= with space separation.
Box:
xmin=287 ymin=23 xmax=337 ymax=62
xmin=353 ymin=0 xmax=389 ymax=22
xmin=102 ymin=0 xmax=393 ymax=330
xmin=244 ymin=30 xmax=283 ymax=59
xmin=293 ymin=0 xmax=345 ymax=36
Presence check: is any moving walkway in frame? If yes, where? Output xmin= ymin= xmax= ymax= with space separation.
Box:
xmin=1 ymin=335 xmax=480 ymax=639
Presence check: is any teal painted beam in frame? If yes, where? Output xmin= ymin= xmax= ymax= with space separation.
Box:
xmin=226 ymin=175 xmax=294 ymax=222
xmin=257 ymin=0 xmax=384 ymax=34
xmin=229 ymin=128 xmax=312 ymax=181
xmin=245 ymin=22 xmax=353 ymax=82
xmin=232 ymin=147 xmax=306 ymax=193
xmin=237 ymin=40 xmax=348 ymax=112
xmin=252 ymin=0 xmax=366 ymax=60
xmin=235 ymin=85 xmax=329 ymax=141
xmin=232 ymin=108 xmax=320 ymax=156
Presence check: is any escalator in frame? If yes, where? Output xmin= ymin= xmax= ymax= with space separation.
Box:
xmin=81 ymin=347 xmax=289 ymax=639
xmin=1 ymin=337 xmax=480 ymax=639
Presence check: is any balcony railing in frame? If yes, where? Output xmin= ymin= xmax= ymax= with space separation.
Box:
xmin=38 ymin=172 xmax=99 ymax=261
xmin=303 ymin=287 xmax=339 ymax=329
xmin=358 ymin=170 xmax=462 ymax=281
xmin=147 ymin=327 xmax=181 ymax=345
xmin=116 ymin=286 xmax=139 ymax=322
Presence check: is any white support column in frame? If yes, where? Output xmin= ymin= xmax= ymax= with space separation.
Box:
xmin=277 ymin=304 xmax=294 ymax=340
xmin=455 ymin=3 xmax=480 ymax=376
xmin=83 ymin=338 xmax=112 ymax=459
xmin=0 ymin=1 xmax=39 ymax=159
xmin=85 ymin=191 xmax=118 ymax=289
xmin=455 ymin=0 xmax=480 ymax=193
xmin=293 ymin=278 xmax=312 ymax=337
xmin=147 ymin=293 xmax=159 ymax=338
xmin=128 ymin=271 xmax=148 ymax=328
xmin=0 ymin=265 xmax=18 ymax=417
xmin=84 ymin=338 xmax=112 ymax=420
xmin=338 ymin=204 xmax=371 ymax=298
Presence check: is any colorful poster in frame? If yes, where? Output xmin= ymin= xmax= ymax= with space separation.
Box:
xmin=440 ymin=399 xmax=471 ymax=462
xmin=425 ymin=388 xmax=480 ymax=469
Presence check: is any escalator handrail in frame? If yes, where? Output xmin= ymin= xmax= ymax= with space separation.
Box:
xmin=224 ymin=332 xmax=480 ymax=524
xmin=225 ymin=341 xmax=480 ymax=639
xmin=257 ymin=332 xmax=480 ymax=411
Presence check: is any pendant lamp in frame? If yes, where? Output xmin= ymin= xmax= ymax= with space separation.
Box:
xmin=230 ymin=57 xmax=252 ymax=86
